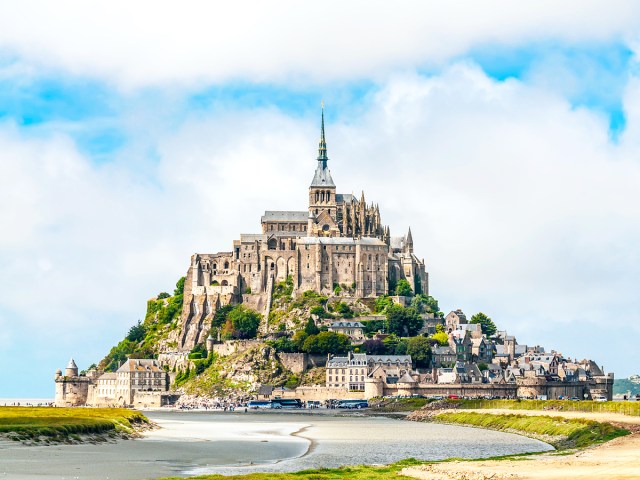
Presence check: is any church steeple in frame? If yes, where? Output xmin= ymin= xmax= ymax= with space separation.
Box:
xmin=310 ymin=103 xmax=335 ymax=188
xmin=318 ymin=102 xmax=327 ymax=163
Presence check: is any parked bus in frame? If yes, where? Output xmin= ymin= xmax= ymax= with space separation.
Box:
xmin=337 ymin=399 xmax=369 ymax=409
xmin=271 ymin=398 xmax=303 ymax=409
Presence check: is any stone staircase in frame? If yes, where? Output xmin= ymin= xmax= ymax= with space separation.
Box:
xmin=262 ymin=273 xmax=275 ymax=334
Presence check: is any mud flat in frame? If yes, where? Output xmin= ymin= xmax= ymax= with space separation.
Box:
xmin=0 ymin=410 xmax=551 ymax=479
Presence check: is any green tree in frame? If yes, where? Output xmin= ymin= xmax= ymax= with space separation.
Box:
xmin=157 ymin=292 xmax=170 ymax=299
xmin=227 ymin=305 xmax=261 ymax=339
xmin=407 ymin=336 xmax=432 ymax=368
xmin=374 ymin=295 xmax=394 ymax=314
xmin=302 ymin=331 xmax=350 ymax=354
xmin=410 ymin=294 xmax=440 ymax=314
xmin=304 ymin=318 xmax=320 ymax=336
xmin=470 ymin=312 xmax=497 ymax=336
xmin=386 ymin=304 xmax=423 ymax=337
xmin=126 ymin=320 xmax=146 ymax=343
xmin=212 ymin=305 xmax=234 ymax=328
xmin=395 ymin=279 xmax=413 ymax=297
xmin=394 ymin=339 xmax=408 ymax=355
xmin=174 ymin=276 xmax=186 ymax=296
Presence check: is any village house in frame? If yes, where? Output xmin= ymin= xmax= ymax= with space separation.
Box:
xmin=327 ymin=321 xmax=365 ymax=341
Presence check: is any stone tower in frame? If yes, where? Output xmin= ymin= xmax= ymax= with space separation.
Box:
xmin=54 ymin=357 xmax=90 ymax=407
xmin=308 ymin=105 xmax=338 ymax=236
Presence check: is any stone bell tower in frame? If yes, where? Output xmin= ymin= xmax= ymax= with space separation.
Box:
xmin=308 ymin=105 xmax=339 ymax=237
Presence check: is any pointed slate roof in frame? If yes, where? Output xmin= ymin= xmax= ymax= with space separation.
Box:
xmin=67 ymin=358 xmax=77 ymax=369
xmin=310 ymin=105 xmax=335 ymax=187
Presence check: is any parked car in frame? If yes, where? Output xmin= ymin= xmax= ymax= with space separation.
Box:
xmin=594 ymin=395 xmax=608 ymax=402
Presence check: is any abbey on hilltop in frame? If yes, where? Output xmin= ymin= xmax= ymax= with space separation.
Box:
xmin=179 ymin=108 xmax=427 ymax=349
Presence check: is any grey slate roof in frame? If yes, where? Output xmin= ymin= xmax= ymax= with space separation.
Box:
xmin=367 ymin=355 xmax=412 ymax=364
xmin=310 ymin=163 xmax=336 ymax=187
xmin=261 ymin=211 xmax=308 ymax=223
xmin=329 ymin=321 xmax=365 ymax=328
xmin=336 ymin=193 xmax=354 ymax=204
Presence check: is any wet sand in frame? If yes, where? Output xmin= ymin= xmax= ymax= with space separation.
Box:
xmin=0 ymin=410 xmax=552 ymax=480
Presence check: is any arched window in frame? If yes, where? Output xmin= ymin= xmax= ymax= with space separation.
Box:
xmin=327 ymin=191 xmax=330 ymax=202
xmin=221 ymin=280 xmax=229 ymax=286
xmin=315 ymin=191 xmax=319 ymax=202
xmin=321 ymin=191 xmax=325 ymax=202
xmin=268 ymin=238 xmax=277 ymax=250
xmin=224 ymin=261 xmax=229 ymax=269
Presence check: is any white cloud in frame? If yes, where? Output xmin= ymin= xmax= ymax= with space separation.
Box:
xmin=1 ymin=1 xmax=640 ymax=88
xmin=2 ymin=61 xmax=640 ymax=395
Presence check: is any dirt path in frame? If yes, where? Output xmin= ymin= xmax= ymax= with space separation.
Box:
xmin=401 ymin=409 xmax=640 ymax=480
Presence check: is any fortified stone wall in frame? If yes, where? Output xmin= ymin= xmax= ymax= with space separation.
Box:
xmin=273 ymin=386 xmax=364 ymax=401
xmin=277 ymin=353 xmax=328 ymax=373
xmin=54 ymin=376 xmax=90 ymax=407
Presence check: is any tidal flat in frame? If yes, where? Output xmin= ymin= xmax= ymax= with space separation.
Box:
xmin=0 ymin=410 xmax=552 ymax=480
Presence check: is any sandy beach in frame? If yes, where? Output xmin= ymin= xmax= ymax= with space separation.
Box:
xmin=401 ymin=409 xmax=640 ymax=480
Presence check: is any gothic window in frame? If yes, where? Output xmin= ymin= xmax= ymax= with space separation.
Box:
xmin=224 ymin=261 xmax=229 ymax=269
xmin=213 ymin=263 xmax=217 ymax=270
xmin=327 ymin=192 xmax=331 ymax=202
xmin=221 ymin=280 xmax=229 ymax=286
xmin=321 ymin=191 xmax=325 ymax=202
xmin=315 ymin=192 xmax=319 ymax=202
xmin=268 ymin=238 xmax=277 ymax=250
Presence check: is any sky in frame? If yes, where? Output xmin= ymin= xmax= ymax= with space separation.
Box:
xmin=1 ymin=1 xmax=640 ymax=397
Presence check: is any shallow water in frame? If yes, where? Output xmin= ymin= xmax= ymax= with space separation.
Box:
xmin=0 ymin=410 xmax=553 ymax=479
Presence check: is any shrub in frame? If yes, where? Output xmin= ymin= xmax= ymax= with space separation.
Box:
xmin=394 ymin=279 xmax=413 ymax=297
xmin=157 ymin=292 xmax=170 ymax=299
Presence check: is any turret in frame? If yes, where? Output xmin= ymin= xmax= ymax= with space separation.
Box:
xmin=405 ymin=227 xmax=414 ymax=254
xmin=65 ymin=358 xmax=79 ymax=377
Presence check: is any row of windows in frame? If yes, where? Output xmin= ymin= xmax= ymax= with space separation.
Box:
xmin=268 ymin=223 xmax=307 ymax=232
xmin=328 ymin=376 xmax=365 ymax=382
xmin=314 ymin=191 xmax=332 ymax=203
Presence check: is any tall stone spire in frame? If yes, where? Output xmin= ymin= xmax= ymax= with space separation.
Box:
xmin=318 ymin=101 xmax=327 ymax=163
xmin=310 ymin=102 xmax=335 ymax=187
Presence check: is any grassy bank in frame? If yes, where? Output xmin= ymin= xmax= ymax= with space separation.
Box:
xmin=0 ymin=407 xmax=149 ymax=443
xmin=457 ymin=399 xmax=640 ymax=416
xmin=160 ymin=459 xmax=423 ymax=480
xmin=434 ymin=411 xmax=629 ymax=450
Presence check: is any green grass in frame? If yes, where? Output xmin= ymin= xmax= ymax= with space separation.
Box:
xmin=159 ymin=459 xmax=424 ymax=480
xmin=434 ymin=411 xmax=629 ymax=450
xmin=0 ymin=407 xmax=149 ymax=441
xmin=457 ymin=399 xmax=640 ymax=416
